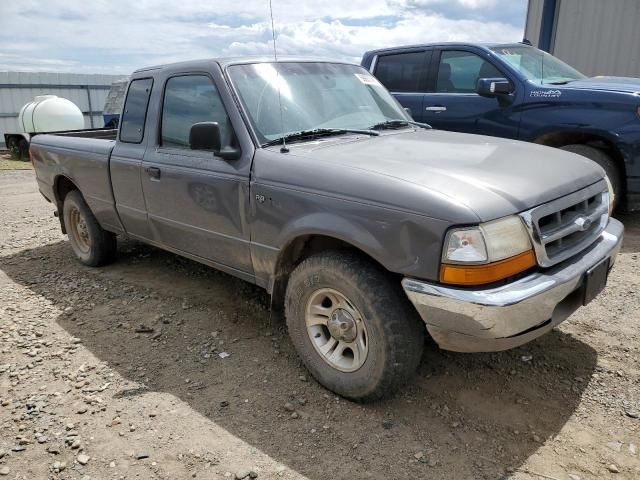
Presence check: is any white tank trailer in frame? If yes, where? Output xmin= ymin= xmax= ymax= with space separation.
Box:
xmin=5 ymin=95 xmax=86 ymax=160
xmin=18 ymin=95 xmax=85 ymax=134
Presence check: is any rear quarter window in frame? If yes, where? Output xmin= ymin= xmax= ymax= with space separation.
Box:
xmin=120 ymin=78 xmax=153 ymax=143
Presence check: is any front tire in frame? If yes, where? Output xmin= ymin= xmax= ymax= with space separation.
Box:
xmin=285 ymin=250 xmax=424 ymax=401
xmin=62 ymin=190 xmax=117 ymax=266
xmin=560 ymin=144 xmax=621 ymax=207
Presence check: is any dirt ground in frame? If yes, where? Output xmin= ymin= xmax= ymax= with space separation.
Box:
xmin=0 ymin=152 xmax=32 ymax=171
xmin=1 ymin=169 xmax=639 ymax=480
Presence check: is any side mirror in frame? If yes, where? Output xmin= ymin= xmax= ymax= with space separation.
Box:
xmin=189 ymin=122 xmax=241 ymax=160
xmin=476 ymin=78 xmax=513 ymax=97
xmin=189 ymin=122 xmax=221 ymax=151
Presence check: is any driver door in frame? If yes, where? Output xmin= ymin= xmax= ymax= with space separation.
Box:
xmin=141 ymin=73 xmax=253 ymax=275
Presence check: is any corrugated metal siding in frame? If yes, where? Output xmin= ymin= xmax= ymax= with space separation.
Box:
xmin=103 ymin=80 xmax=129 ymax=115
xmin=525 ymin=0 xmax=545 ymax=48
xmin=0 ymin=71 xmax=127 ymax=148
xmin=552 ymin=0 xmax=640 ymax=77
xmin=525 ymin=0 xmax=640 ymax=77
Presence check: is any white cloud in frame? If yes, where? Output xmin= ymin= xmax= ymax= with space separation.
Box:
xmin=0 ymin=0 xmax=525 ymax=74
xmin=397 ymin=0 xmax=498 ymax=9
xmin=222 ymin=15 xmax=521 ymax=60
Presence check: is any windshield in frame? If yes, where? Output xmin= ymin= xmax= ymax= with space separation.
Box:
xmin=227 ymin=62 xmax=409 ymax=144
xmin=490 ymin=45 xmax=587 ymax=84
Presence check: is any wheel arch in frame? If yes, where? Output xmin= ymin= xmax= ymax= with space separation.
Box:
xmin=533 ymin=129 xmax=627 ymax=192
xmin=53 ymin=174 xmax=80 ymax=234
xmin=269 ymin=232 xmax=394 ymax=311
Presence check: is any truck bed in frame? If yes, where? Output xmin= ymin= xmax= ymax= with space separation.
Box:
xmin=30 ymin=133 xmax=123 ymax=233
xmin=4 ymin=128 xmax=117 ymax=159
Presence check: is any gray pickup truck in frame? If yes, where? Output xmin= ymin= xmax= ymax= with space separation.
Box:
xmin=30 ymin=57 xmax=624 ymax=401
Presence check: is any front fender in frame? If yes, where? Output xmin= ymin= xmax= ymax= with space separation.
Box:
xmin=277 ymin=211 xmax=388 ymax=265
xmin=250 ymin=188 xmax=451 ymax=290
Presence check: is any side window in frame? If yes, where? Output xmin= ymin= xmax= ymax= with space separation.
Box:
xmin=161 ymin=75 xmax=230 ymax=150
xmin=436 ymin=51 xmax=503 ymax=93
xmin=374 ymin=52 xmax=426 ymax=93
xmin=120 ymin=78 xmax=153 ymax=143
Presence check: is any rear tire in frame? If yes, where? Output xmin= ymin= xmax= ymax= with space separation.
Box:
xmin=62 ymin=190 xmax=117 ymax=266
xmin=17 ymin=138 xmax=29 ymax=161
xmin=560 ymin=144 xmax=621 ymax=207
xmin=7 ymin=137 xmax=19 ymax=158
xmin=285 ymin=250 xmax=424 ymax=401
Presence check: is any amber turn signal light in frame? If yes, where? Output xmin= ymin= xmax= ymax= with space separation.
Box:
xmin=440 ymin=250 xmax=536 ymax=286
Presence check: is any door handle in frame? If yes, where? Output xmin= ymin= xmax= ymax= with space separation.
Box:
xmin=145 ymin=166 xmax=161 ymax=179
xmin=425 ymin=106 xmax=447 ymax=112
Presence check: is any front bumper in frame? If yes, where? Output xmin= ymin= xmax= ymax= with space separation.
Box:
xmin=402 ymin=218 xmax=624 ymax=353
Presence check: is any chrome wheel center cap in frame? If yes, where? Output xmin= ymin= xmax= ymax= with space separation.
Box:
xmin=327 ymin=309 xmax=357 ymax=343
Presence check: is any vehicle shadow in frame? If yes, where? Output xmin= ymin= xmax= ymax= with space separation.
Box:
xmin=0 ymin=240 xmax=599 ymax=480
xmin=616 ymin=212 xmax=640 ymax=253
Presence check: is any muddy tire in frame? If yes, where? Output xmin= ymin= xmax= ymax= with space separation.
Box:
xmin=62 ymin=190 xmax=116 ymax=267
xmin=560 ymin=144 xmax=621 ymax=207
xmin=285 ymin=250 xmax=424 ymax=401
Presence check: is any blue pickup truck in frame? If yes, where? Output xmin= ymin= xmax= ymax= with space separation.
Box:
xmin=362 ymin=42 xmax=640 ymax=211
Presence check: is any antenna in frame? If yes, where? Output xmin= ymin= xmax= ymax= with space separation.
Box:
xmin=269 ymin=0 xmax=289 ymax=153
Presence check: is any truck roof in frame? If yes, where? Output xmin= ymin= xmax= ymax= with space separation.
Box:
xmin=363 ymin=42 xmax=526 ymax=57
xmin=133 ymin=56 xmax=359 ymax=74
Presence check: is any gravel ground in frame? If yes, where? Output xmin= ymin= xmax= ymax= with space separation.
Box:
xmin=1 ymin=169 xmax=639 ymax=480
xmin=0 ymin=152 xmax=32 ymax=171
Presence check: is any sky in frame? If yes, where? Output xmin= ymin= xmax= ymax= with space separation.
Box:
xmin=0 ymin=0 xmax=528 ymax=74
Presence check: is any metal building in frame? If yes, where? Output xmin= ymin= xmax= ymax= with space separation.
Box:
xmin=0 ymin=72 xmax=127 ymax=149
xmin=525 ymin=0 xmax=640 ymax=77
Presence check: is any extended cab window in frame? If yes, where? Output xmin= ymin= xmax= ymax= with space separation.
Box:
xmin=436 ymin=50 xmax=503 ymax=93
xmin=120 ymin=78 xmax=153 ymax=143
xmin=161 ymin=75 xmax=230 ymax=149
xmin=375 ymin=52 xmax=426 ymax=92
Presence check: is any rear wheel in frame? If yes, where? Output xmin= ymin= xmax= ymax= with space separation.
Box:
xmin=62 ymin=190 xmax=117 ymax=266
xmin=285 ymin=250 xmax=424 ymax=401
xmin=17 ymin=138 xmax=29 ymax=161
xmin=7 ymin=137 xmax=19 ymax=158
xmin=560 ymin=144 xmax=621 ymax=207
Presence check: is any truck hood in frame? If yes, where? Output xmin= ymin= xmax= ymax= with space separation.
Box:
xmin=562 ymin=76 xmax=640 ymax=94
xmin=285 ymin=129 xmax=604 ymax=222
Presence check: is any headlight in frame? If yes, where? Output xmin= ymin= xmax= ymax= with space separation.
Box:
xmin=441 ymin=215 xmax=536 ymax=286
xmin=604 ymin=175 xmax=615 ymax=216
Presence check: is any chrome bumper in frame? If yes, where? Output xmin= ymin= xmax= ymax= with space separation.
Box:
xmin=402 ymin=218 xmax=624 ymax=353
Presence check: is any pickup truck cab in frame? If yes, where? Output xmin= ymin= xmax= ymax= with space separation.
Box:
xmin=362 ymin=42 xmax=640 ymax=211
xmin=30 ymin=57 xmax=623 ymax=401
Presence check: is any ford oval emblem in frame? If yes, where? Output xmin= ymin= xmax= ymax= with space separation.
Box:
xmin=574 ymin=216 xmax=592 ymax=231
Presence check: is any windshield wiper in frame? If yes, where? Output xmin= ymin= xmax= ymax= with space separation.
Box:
xmin=262 ymin=128 xmax=378 ymax=148
xmin=369 ymin=119 xmax=432 ymax=130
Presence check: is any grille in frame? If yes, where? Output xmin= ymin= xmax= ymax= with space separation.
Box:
xmin=520 ymin=180 xmax=609 ymax=267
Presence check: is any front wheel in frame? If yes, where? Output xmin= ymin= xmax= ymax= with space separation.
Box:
xmin=62 ymin=190 xmax=117 ymax=266
xmin=285 ymin=250 xmax=424 ymax=401
xmin=560 ymin=144 xmax=621 ymax=208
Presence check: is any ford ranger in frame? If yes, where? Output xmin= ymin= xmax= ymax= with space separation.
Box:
xmin=362 ymin=42 xmax=640 ymax=211
xmin=29 ymin=58 xmax=624 ymax=401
